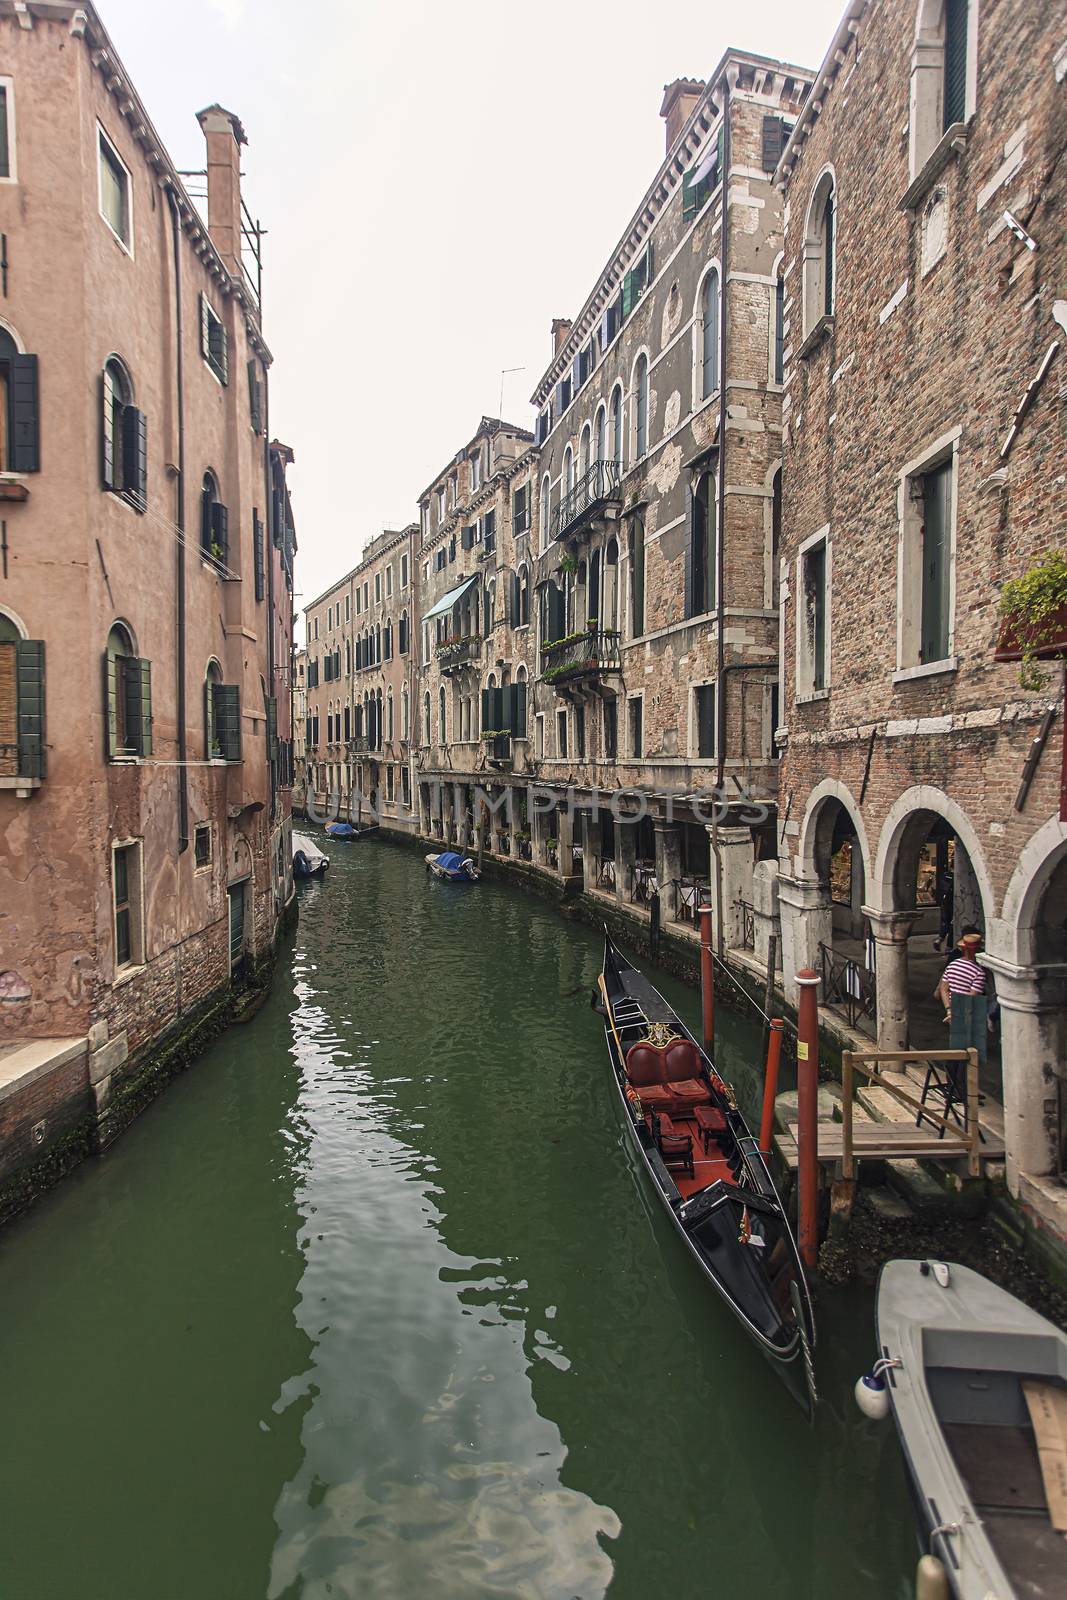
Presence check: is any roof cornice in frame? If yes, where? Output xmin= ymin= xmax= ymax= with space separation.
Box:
xmin=774 ymin=1 xmax=867 ymax=189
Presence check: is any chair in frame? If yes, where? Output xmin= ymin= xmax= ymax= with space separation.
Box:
xmin=651 ymin=1109 xmax=694 ymax=1178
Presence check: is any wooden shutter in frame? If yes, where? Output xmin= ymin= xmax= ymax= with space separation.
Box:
xmin=943 ymin=0 xmax=968 ymax=129
xmin=0 ymin=641 xmax=16 ymax=776
xmin=683 ymin=484 xmax=696 ymax=620
xmin=199 ymin=292 xmax=211 ymax=361
xmin=123 ymin=657 xmax=152 ymax=757
xmin=480 ymin=688 xmax=490 ymax=732
xmin=621 ymin=268 xmax=636 ymax=319
xmin=509 ymin=681 xmax=527 ymax=737
xmin=9 ymin=354 xmax=40 ymax=473
xmin=100 ymin=374 xmax=116 ymax=491
xmin=682 ymin=168 xmax=697 ymax=221
xmin=247 ymin=360 xmax=262 ymax=433
xmin=266 ymin=695 xmax=278 ymax=760
xmin=461 ymin=525 xmax=473 ymax=551
xmin=208 ymin=313 xmax=229 ymax=384
xmin=104 ymin=649 xmax=118 ymax=759
xmin=211 ymin=502 xmax=229 ymax=560
xmin=761 ymin=115 xmax=786 ymax=173
xmin=484 ymin=509 xmax=496 ymax=549
xmin=121 ymin=406 xmax=147 ymax=506
xmin=305 ymin=715 xmax=312 ymax=748
xmin=214 ymin=683 xmax=241 ymax=761
xmin=549 ymin=583 xmax=565 ymax=641
xmin=253 ymin=514 xmax=265 ymax=601
xmin=16 ymin=640 xmax=45 ymax=778
xmin=921 ymin=465 xmax=951 ymax=663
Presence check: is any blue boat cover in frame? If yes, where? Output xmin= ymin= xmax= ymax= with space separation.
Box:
xmin=436 ymin=851 xmax=465 ymax=871
xmin=326 ymin=822 xmax=354 ymax=837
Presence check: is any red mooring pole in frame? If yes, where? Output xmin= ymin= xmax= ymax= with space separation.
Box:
xmin=795 ymin=969 xmax=821 ymax=1271
xmin=699 ymin=905 xmax=714 ymax=1052
xmin=759 ymin=1019 xmax=784 ymax=1156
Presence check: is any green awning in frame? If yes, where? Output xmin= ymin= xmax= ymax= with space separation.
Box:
xmin=423 ymin=574 xmax=478 ymax=622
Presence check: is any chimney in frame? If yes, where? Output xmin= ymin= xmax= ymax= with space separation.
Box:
xmin=551 ymin=317 xmax=573 ymax=355
xmin=195 ymin=104 xmax=247 ymax=276
xmin=659 ymin=78 xmax=705 ymax=153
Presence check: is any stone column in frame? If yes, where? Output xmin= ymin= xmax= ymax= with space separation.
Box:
xmin=715 ymin=825 xmax=755 ymax=949
xmin=654 ymin=823 xmax=683 ymax=921
xmin=452 ymin=782 xmax=467 ymax=849
xmin=864 ymin=908 xmax=923 ymax=1053
xmin=987 ymin=961 xmax=1067 ymax=1192
xmin=615 ymin=817 xmax=636 ymax=906
xmin=777 ymin=873 xmax=831 ymax=1007
xmin=582 ymin=812 xmax=602 ymax=894
xmin=557 ymin=806 xmax=576 ymax=880
xmin=954 ymin=847 xmax=983 ymax=939
xmin=531 ymin=805 xmax=551 ymax=868
xmin=752 ymin=859 xmax=782 ymax=973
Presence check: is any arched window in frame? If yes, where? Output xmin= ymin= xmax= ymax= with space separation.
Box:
xmin=771 ymin=466 xmax=782 ymax=608
xmin=438 ymin=685 xmax=446 ymax=743
xmin=487 ymin=577 xmax=496 ymax=628
xmin=0 ymin=325 xmax=40 ymax=475
xmin=604 ymin=538 xmax=619 ymax=629
xmin=802 ymin=170 xmax=837 ymax=334
xmin=375 ymin=623 xmax=381 ymax=664
xmin=610 ymin=384 xmax=622 ymax=463
xmin=589 ymin=548 xmax=601 ymax=623
xmin=517 ymin=564 xmax=530 ymax=627
xmin=401 ymin=687 xmax=409 ymax=741
xmin=345 ymin=639 xmax=351 ymax=675
xmin=515 ymin=665 xmax=528 ymax=738
xmin=204 ymin=658 xmax=223 ymax=758
xmin=594 ymin=405 xmax=606 ymax=465
xmin=687 ymin=472 xmax=716 ymax=619
xmin=633 ymin=356 xmax=648 ymax=461
xmin=579 ymin=423 xmax=591 ymax=480
xmin=563 ymin=445 xmax=574 ymax=503
xmin=700 ymin=270 xmax=719 ymax=401
xmin=540 ymin=473 xmax=552 ymax=551
xmin=910 ymin=0 xmax=974 ymax=177
xmin=101 ymin=356 xmax=145 ymax=507
xmin=105 ymin=622 xmax=148 ymax=760
xmin=387 ymin=688 xmax=394 ymax=742
xmin=201 ymin=470 xmax=227 ymax=563
xmin=630 ymin=518 xmax=645 ymax=638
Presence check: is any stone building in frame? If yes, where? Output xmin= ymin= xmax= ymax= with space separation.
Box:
xmin=304 ymin=525 xmax=418 ymax=833
xmin=773 ymin=0 xmax=1066 ymax=1216
xmin=0 ymin=1 xmax=294 ymax=1209
xmin=524 ymin=54 xmax=812 ymax=934
xmin=292 ymin=647 xmax=308 ymax=811
xmin=413 ymin=417 xmax=537 ymax=851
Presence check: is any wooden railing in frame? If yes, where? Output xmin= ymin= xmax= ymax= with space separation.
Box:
xmin=841 ymin=1048 xmax=980 ymax=1180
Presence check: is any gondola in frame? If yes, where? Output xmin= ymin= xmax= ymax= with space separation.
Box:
xmin=597 ymin=931 xmax=816 ymax=1411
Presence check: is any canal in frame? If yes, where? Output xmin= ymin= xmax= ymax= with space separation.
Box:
xmin=0 ymin=839 xmax=917 ymax=1599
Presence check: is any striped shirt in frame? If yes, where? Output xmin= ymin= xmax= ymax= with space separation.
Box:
xmin=943 ymin=956 xmax=986 ymax=994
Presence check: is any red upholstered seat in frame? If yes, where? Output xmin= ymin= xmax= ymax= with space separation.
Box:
xmin=663 ymin=1039 xmax=702 ymax=1083
xmin=625 ymin=1044 xmax=666 ymax=1088
xmin=626 ymin=1040 xmax=710 ymax=1115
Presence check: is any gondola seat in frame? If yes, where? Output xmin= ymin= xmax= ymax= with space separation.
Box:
xmin=625 ymin=1038 xmax=712 ymax=1116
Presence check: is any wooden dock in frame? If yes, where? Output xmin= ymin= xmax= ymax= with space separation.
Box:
xmin=782 ymin=1120 xmax=1005 ymax=1169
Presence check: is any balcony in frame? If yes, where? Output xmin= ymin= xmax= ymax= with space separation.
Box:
xmin=437 ymin=635 xmax=483 ymax=675
xmin=541 ymin=627 xmax=621 ymax=688
xmin=553 ymin=459 xmax=622 ymax=543
xmin=482 ymin=732 xmax=512 ymax=767
xmin=349 ymin=736 xmax=371 ymax=754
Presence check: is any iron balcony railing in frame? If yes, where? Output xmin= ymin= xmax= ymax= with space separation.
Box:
xmin=437 ymin=635 xmax=483 ymax=674
xmin=553 ymin=458 xmax=622 ymax=542
xmin=541 ymin=627 xmax=621 ymax=686
xmin=736 ymin=897 xmax=755 ymax=950
xmin=819 ymin=941 xmax=877 ymax=1037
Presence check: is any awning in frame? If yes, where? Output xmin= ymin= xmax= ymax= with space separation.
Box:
xmin=423 ymin=575 xmax=479 ymax=622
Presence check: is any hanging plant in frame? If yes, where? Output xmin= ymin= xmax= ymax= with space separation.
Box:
xmin=996 ymin=550 xmax=1067 ymax=692
xmin=559 ymin=553 xmax=578 ymax=575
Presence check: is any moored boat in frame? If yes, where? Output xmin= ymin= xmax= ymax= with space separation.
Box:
xmin=870 ymin=1258 xmax=1067 ymax=1599
xmin=425 ymin=851 xmax=480 ymax=882
xmin=324 ymin=820 xmax=380 ymax=842
xmin=598 ymin=931 xmax=816 ymax=1410
xmin=292 ymin=832 xmax=329 ymax=879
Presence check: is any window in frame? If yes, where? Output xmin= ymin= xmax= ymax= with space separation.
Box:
xmin=401 ymin=553 xmax=409 ymax=588
xmin=201 ymin=472 xmax=228 ymax=564
xmin=345 ymin=594 xmax=351 ymax=623
xmin=401 ymin=687 xmax=409 ymax=741
xmin=622 ymin=241 xmax=653 ymax=318
xmin=575 ymin=703 xmax=585 ymax=759
xmin=374 ymin=573 xmax=381 ymax=605
xmin=556 ymin=709 xmax=568 ymax=759
xmin=628 ymin=696 xmax=643 ymax=759
xmin=199 ymin=293 xmax=228 ymax=385
xmin=910 ymin=0 xmax=974 ymax=178
xmin=471 ymin=451 xmax=482 ymax=491
xmin=386 ymin=765 xmax=395 ymax=803
xmin=773 ymin=268 xmax=785 ymax=384
xmin=436 ymin=486 xmax=446 ymax=523
xmin=634 ymin=355 xmax=649 ymax=460
xmin=630 ymin=518 xmax=645 ymax=637
xmin=363 ymin=582 xmax=368 ymax=611
xmin=438 ymin=687 xmax=446 ymax=743
xmin=513 ymin=483 xmax=530 ymax=534
xmin=105 ymin=623 xmax=152 ymax=759
xmin=401 ymin=765 xmax=411 ymax=807
xmin=563 ymin=445 xmax=574 ymax=503
xmin=898 ymin=440 xmax=958 ymax=671
xmin=540 ymin=473 xmax=552 ymax=552
xmin=535 ymin=713 xmax=545 ymax=760
xmin=694 ymin=684 xmax=716 ymax=759
xmin=516 ymin=566 xmax=530 ymax=628
xmin=0 ymin=79 xmax=16 ymax=183
xmin=0 ymin=614 xmax=45 ymax=781
xmin=194 ymin=824 xmax=212 ymax=868
xmin=761 ymin=115 xmax=789 ymax=173
xmin=603 ymin=698 xmax=618 ymax=759
xmin=387 ymin=690 xmax=394 ymax=742
xmin=796 ymin=529 xmax=830 ymax=695
xmin=802 ymin=171 xmax=837 ymax=337
xmin=98 ymin=126 xmax=132 ymax=251
xmin=205 ymin=660 xmax=241 ymax=760
xmin=112 ymin=841 xmax=143 ymax=972
xmin=424 ymin=691 xmax=431 ymax=745
xmin=682 ymin=129 xmax=721 ymax=219
xmin=687 ymin=473 xmax=716 ymax=618
xmin=0 ymin=326 xmax=40 ymax=474
xmin=700 ymin=270 xmax=719 ymax=401
xmin=604 ymin=538 xmax=619 ymax=630
xmin=327 ymin=606 xmax=333 ymax=631
xmin=610 ymin=386 xmax=623 ymax=464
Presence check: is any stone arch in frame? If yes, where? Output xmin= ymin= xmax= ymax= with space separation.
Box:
xmin=797 ymin=779 xmax=873 ymax=889
xmin=995 ymin=817 xmax=1067 ymax=968
xmin=871 ymin=785 xmax=994 ymax=923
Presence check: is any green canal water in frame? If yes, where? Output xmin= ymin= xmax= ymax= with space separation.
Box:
xmin=0 ymin=840 xmax=918 ymax=1599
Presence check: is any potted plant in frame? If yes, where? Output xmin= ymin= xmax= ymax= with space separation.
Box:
xmin=996 ymin=550 xmax=1067 ymax=690
xmin=210 ymin=541 xmax=225 ymax=565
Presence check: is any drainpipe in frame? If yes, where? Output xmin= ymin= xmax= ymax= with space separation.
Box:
xmin=263 ymin=367 xmax=276 ymax=823
xmin=711 ymin=73 xmax=732 ymax=951
xmin=166 ymin=183 xmax=189 ymax=855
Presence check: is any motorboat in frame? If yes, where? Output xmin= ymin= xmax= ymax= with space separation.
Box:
xmin=292 ymin=832 xmax=329 ymax=879
xmin=425 ymin=851 xmax=480 ymax=882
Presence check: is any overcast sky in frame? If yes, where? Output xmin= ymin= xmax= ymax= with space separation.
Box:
xmin=102 ymin=0 xmax=842 ymax=615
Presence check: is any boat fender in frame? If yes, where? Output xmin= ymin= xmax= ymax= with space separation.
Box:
xmin=854 ymin=1357 xmax=902 ymax=1420
xmin=914 ymin=1553 xmax=949 ymax=1600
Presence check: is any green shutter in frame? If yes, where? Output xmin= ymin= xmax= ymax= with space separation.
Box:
xmin=921 ymin=464 xmax=951 ymax=664
xmin=9 ymin=354 xmax=40 ymax=474
xmin=101 ymin=373 xmax=116 ymax=491
xmin=247 ymin=360 xmax=262 ymax=433
xmin=214 ymin=683 xmax=241 ymax=761
xmin=943 ymin=0 xmax=968 ymax=129
xmin=16 ymin=640 xmax=45 ymax=779
xmin=200 ymin=292 xmax=210 ymax=361
xmin=104 ymin=649 xmax=118 ymax=759
xmin=682 ymin=168 xmax=697 ymax=221
xmin=480 ymin=688 xmax=490 ymax=733
xmin=621 ymin=268 xmax=636 ymax=319
xmin=121 ymin=405 xmax=147 ymax=507
xmin=124 ymin=657 xmax=152 ymax=757
xmin=253 ymin=513 xmax=265 ymax=601
xmin=266 ymin=695 xmax=278 ymax=760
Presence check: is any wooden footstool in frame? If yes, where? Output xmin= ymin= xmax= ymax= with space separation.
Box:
xmin=693 ymin=1103 xmax=727 ymax=1154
